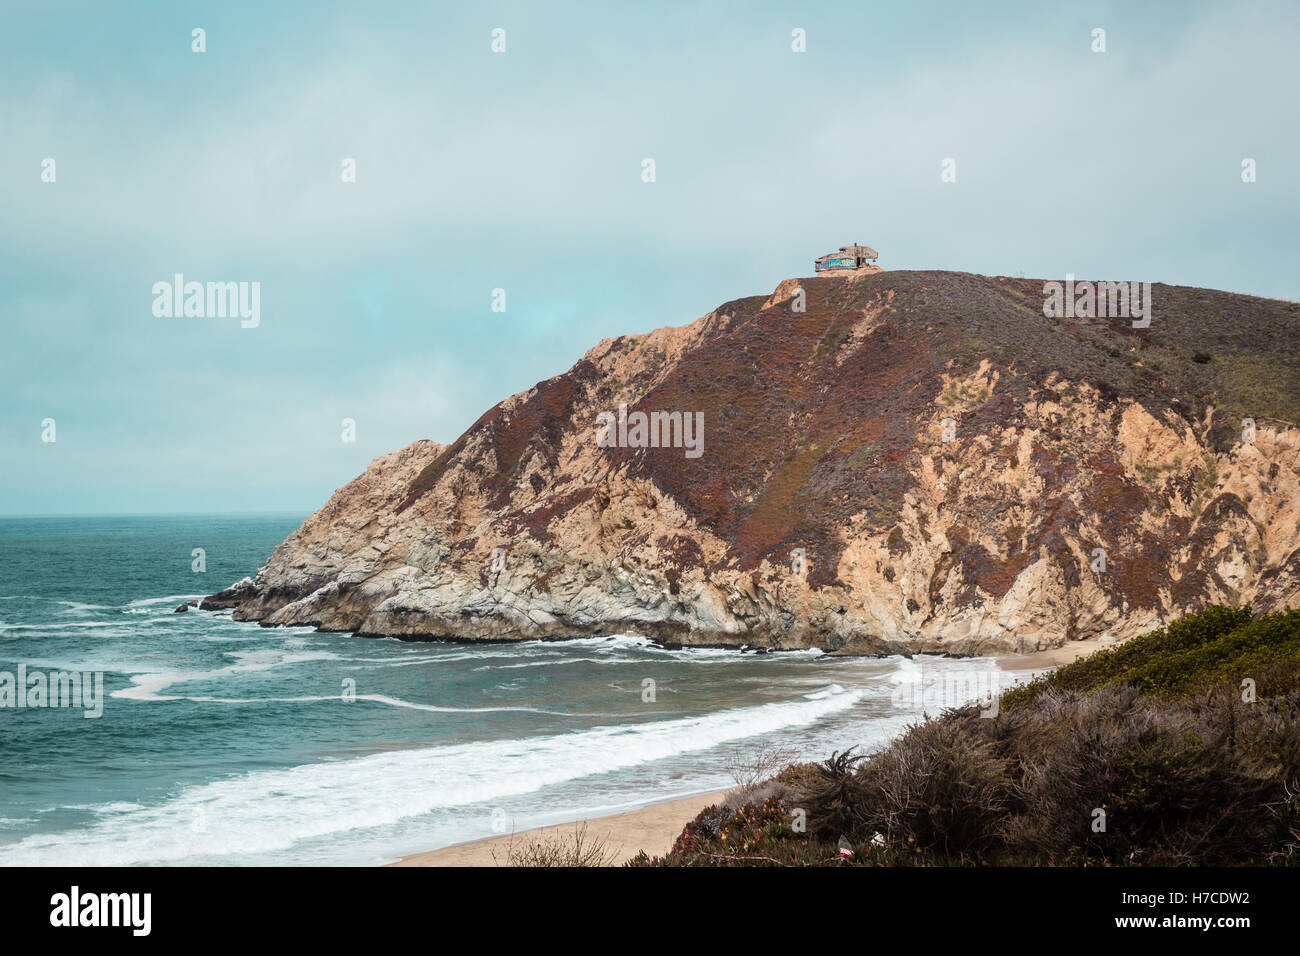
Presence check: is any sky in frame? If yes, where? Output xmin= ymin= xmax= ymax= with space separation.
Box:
xmin=2 ymin=0 xmax=1297 ymax=515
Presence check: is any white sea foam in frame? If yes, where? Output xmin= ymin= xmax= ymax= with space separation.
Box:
xmin=540 ymin=634 xmax=655 ymax=650
xmin=477 ymin=657 xmax=641 ymax=670
xmin=180 ymin=692 xmax=579 ymax=716
xmin=112 ymin=648 xmax=340 ymax=701
xmin=55 ymin=601 xmax=113 ymax=613
xmin=124 ymin=595 xmax=204 ymax=608
xmin=469 ymin=641 xmax=827 ymax=670
xmin=0 ymin=684 xmax=865 ymax=865
xmin=92 ymin=802 xmax=147 ymax=815
xmin=3 ymin=619 xmax=172 ymax=630
xmin=342 ymin=646 xmax=572 ymax=668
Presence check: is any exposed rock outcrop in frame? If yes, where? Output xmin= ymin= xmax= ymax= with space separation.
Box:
xmin=206 ymin=271 xmax=1300 ymax=654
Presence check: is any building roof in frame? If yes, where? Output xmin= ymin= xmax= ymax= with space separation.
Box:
xmin=815 ymin=243 xmax=879 ymax=266
xmin=838 ymin=244 xmax=878 ymax=259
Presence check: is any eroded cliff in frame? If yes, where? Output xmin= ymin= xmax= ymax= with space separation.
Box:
xmin=205 ymin=270 xmax=1300 ymax=654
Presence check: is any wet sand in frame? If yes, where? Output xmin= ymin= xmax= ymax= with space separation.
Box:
xmin=388 ymin=790 xmax=730 ymax=867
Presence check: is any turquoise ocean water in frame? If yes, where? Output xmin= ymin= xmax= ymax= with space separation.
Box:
xmin=0 ymin=514 xmax=1013 ymax=865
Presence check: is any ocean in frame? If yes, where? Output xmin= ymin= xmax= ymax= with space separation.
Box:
xmin=0 ymin=514 xmax=1016 ymax=866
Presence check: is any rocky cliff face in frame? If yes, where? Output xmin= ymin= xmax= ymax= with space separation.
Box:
xmin=206 ymin=270 xmax=1300 ymax=655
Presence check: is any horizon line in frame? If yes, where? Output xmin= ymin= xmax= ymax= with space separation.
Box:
xmin=0 ymin=510 xmax=311 ymax=520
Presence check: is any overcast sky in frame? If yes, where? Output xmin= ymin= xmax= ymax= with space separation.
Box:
xmin=2 ymin=0 xmax=1297 ymax=514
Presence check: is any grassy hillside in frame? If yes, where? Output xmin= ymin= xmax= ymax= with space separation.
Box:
xmin=1003 ymin=604 xmax=1300 ymax=704
xmin=631 ymin=606 xmax=1300 ymax=867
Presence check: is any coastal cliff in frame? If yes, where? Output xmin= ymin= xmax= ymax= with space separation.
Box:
xmin=206 ymin=270 xmax=1300 ymax=654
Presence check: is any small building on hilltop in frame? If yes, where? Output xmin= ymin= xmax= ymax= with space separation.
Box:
xmin=815 ymin=243 xmax=879 ymax=272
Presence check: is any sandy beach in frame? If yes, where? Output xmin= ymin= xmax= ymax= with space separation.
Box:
xmin=996 ymin=633 xmax=1119 ymax=671
xmin=391 ymin=638 xmax=1108 ymax=867
xmin=389 ymin=790 xmax=730 ymax=866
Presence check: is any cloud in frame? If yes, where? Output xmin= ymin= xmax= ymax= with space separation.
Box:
xmin=1 ymin=0 xmax=1296 ymax=513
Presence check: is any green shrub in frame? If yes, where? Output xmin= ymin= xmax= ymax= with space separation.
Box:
xmin=641 ymin=608 xmax=1300 ymax=867
xmin=1001 ymin=605 xmax=1259 ymax=708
